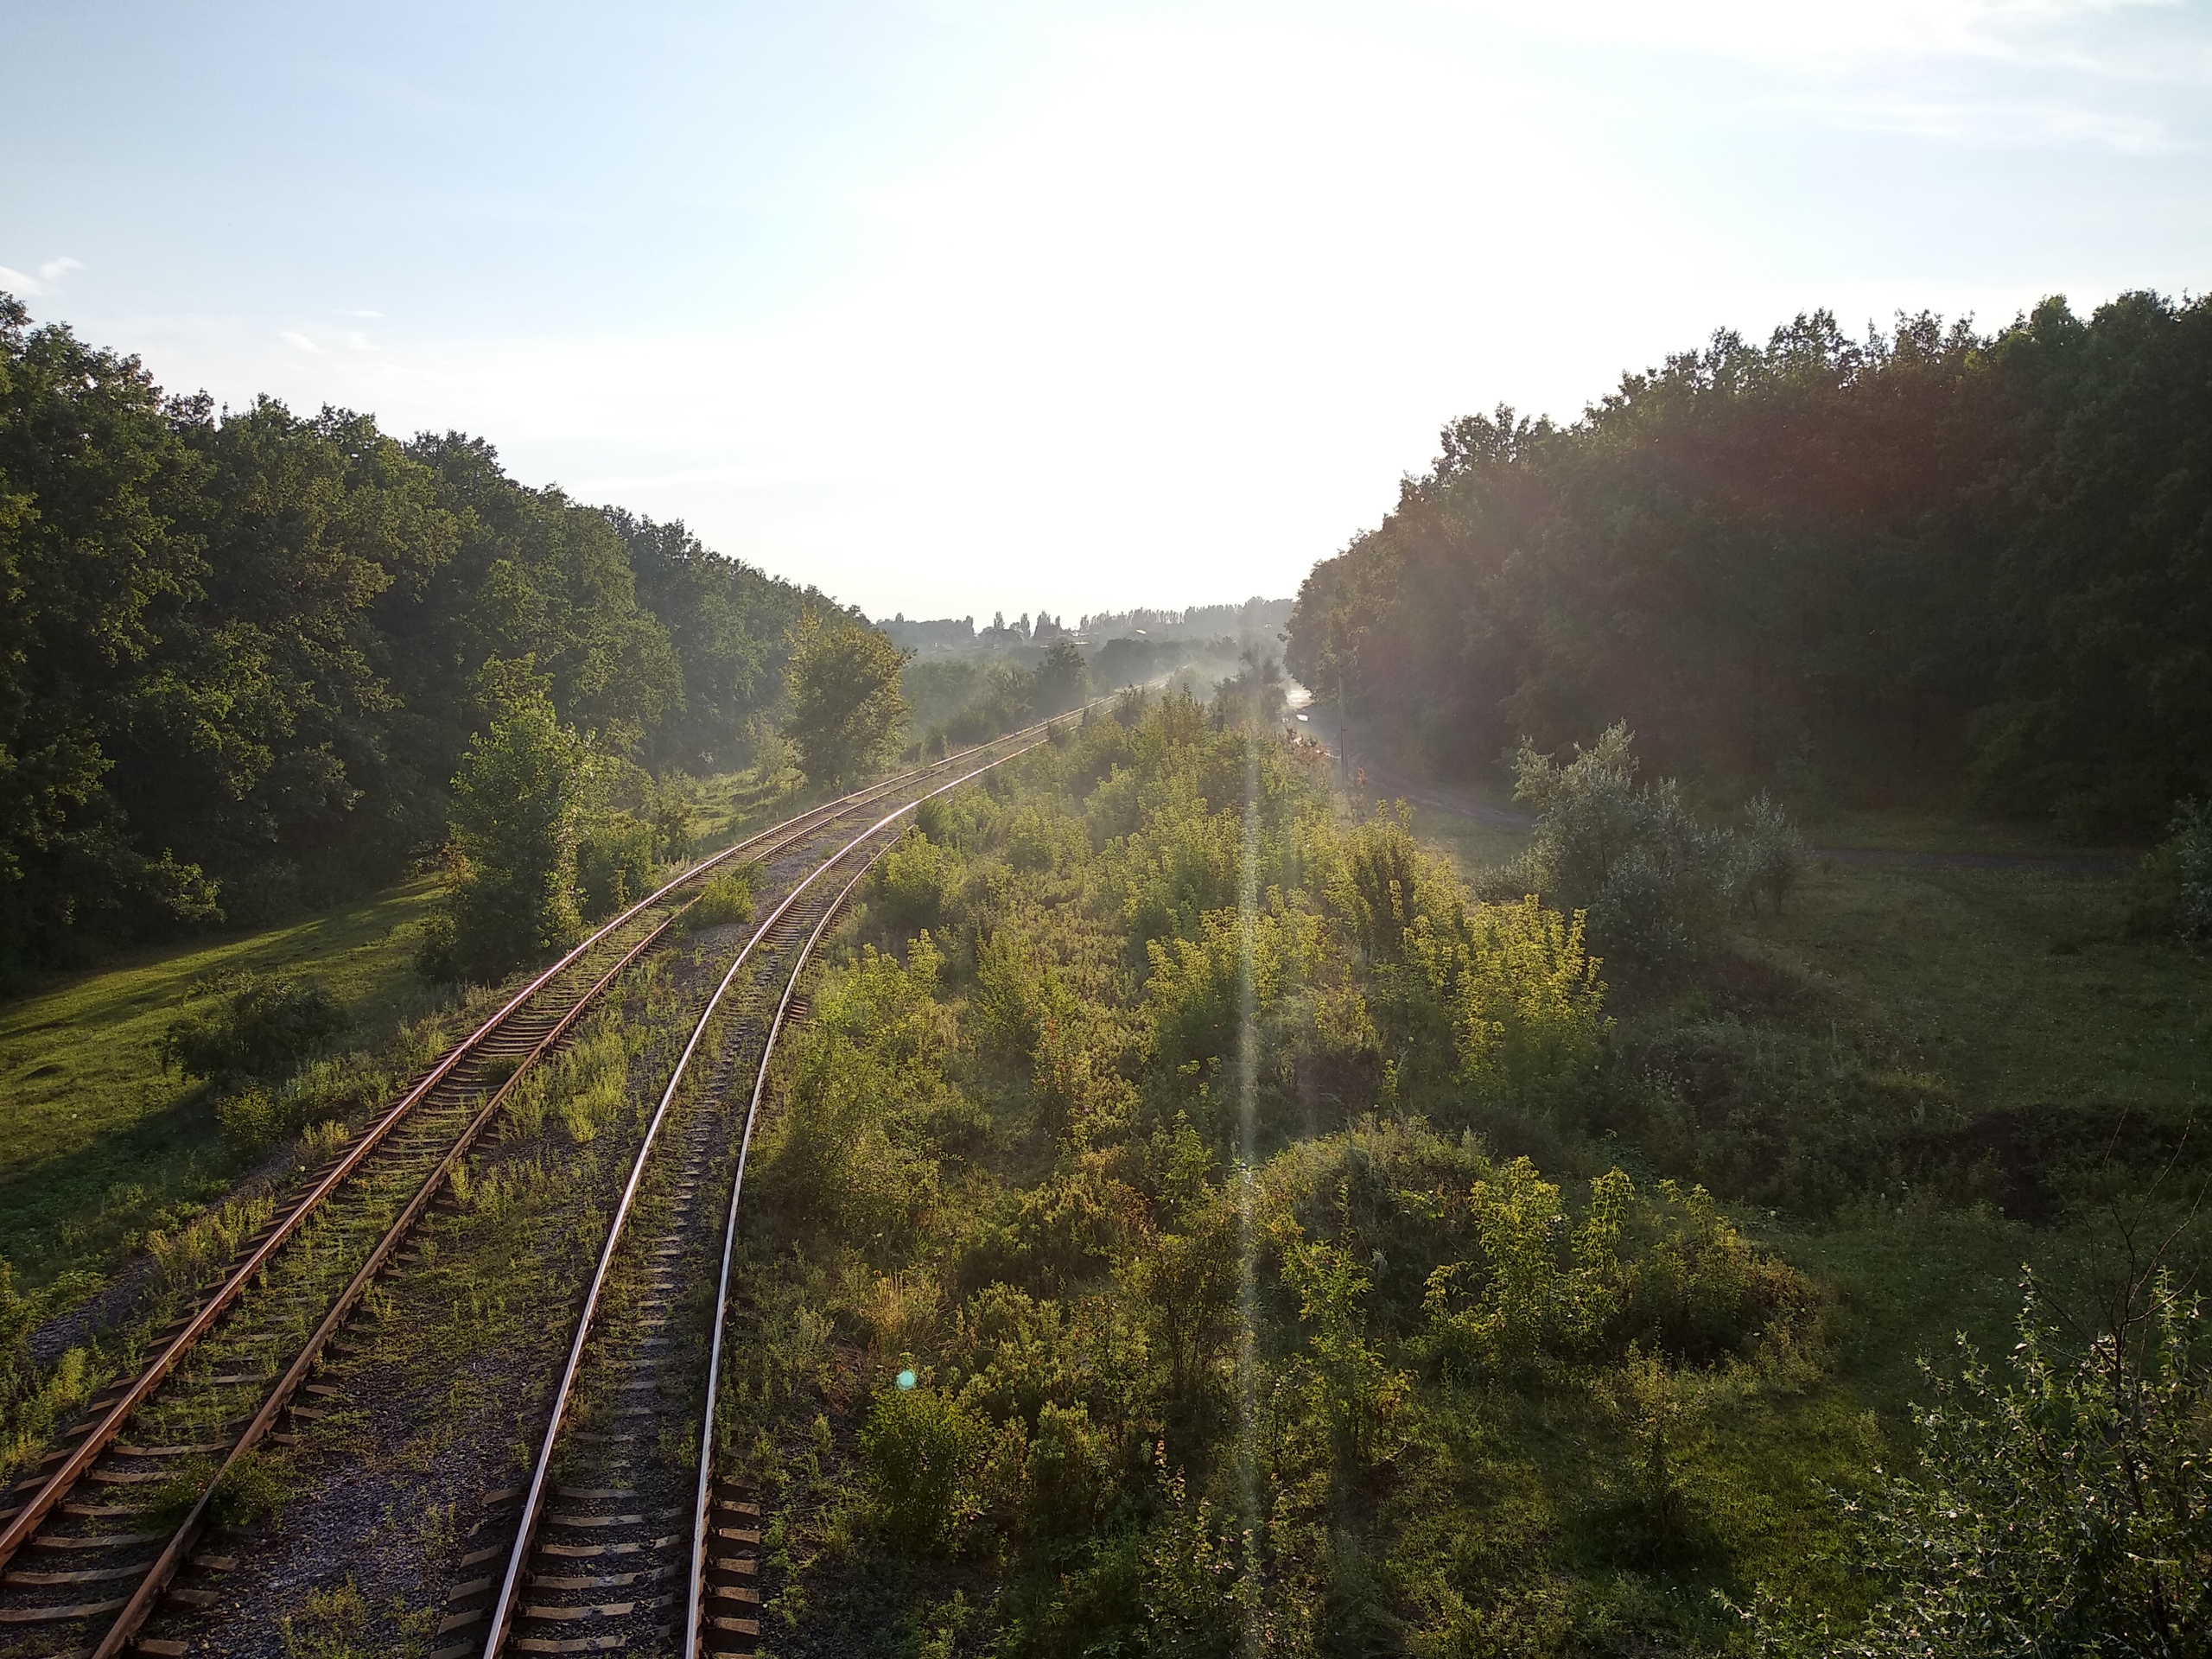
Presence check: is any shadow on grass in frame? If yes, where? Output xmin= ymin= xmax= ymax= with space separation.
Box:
xmin=0 ymin=1083 xmax=232 ymax=1286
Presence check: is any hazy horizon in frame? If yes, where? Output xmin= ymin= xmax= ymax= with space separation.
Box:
xmin=7 ymin=0 xmax=2208 ymax=620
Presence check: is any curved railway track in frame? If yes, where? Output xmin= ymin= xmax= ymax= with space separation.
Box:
xmin=0 ymin=726 xmax=1064 ymax=1659
xmin=453 ymin=742 xmax=1044 ymax=1659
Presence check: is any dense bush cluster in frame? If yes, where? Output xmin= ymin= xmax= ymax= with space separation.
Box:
xmin=904 ymin=639 xmax=1092 ymax=757
xmin=156 ymin=972 xmax=348 ymax=1084
xmin=724 ymin=691 xmax=1827 ymax=1655
xmin=1287 ymin=295 xmax=2212 ymax=835
xmin=1510 ymin=722 xmax=1804 ymax=975
xmin=1748 ymin=1278 xmax=2212 ymax=1657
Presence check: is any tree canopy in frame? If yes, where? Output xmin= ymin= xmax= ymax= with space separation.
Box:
xmin=1287 ymin=293 xmax=2212 ymax=836
xmin=783 ymin=610 xmax=912 ymax=786
xmin=0 ymin=296 xmax=829 ymax=969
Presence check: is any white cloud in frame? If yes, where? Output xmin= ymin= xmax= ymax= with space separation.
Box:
xmin=0 ymin=255 xmax=83 ymax=296
xmin=279 ymin=330 xmax=327 ymax=353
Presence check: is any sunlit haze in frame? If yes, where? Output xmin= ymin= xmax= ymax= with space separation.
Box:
xmin=6 ymin=0 xmax=2208 ymax=620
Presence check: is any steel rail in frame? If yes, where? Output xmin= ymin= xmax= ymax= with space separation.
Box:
xmin=679 ymin=818 xmax=909 ymax=1657
xmin=0 ymin=767 xmax=923 ymax=1577
xmin=85 ymin=898 xmax=688 ymax=1658
xmin=482 ymin=738 xmax=1047 ymax=1659
xmin=39 ymin=752 xmax=1016 ymax=1656
xmin=3 ymin=699 xmax=1100 ymax=1652
xmin=0 ymin=741 xmax=1005 ymax=1580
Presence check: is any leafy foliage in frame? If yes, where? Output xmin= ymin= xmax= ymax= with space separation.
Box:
xmin=1287 ymin=295 xmax=2212 ymax=835
xmin=783 ymin=609 xmax=912 ymax=786
xmin=683 ymin=867 xmax=756 ymax=932
xmin=414 ymin=692 xmax=592 ymax=983
xmin=1751 ymin=1278 xmax=2212 ymax=1656
xmin=0 ymin=296 xmax=827 ymax=969
xmin=1511 ymin=722 xmax=1803 ymax=974
xmin=156 ymin=972 xmax=348 ymax=1084
xmin=728 ymin=695 xmax=1829 ymax=1656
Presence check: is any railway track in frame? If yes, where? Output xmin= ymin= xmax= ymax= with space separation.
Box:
xmin=0 ymin=727 xmax=1063 ymax=1659
xmin=449 ymin=741 xmax=1045 ymax=1659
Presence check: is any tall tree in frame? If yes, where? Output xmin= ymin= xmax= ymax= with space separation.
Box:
xmin=783 ymin=612 xmax=912 ymax=786
xmin=416 ymin=690 xmax=593 ymax=983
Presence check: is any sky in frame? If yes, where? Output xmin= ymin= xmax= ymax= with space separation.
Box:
xmin=5 ymin=0 xmax=2209 ymax=623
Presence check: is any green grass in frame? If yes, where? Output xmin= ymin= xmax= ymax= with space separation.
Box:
xmin=1768 ymin=856 xmax=2209 ymax=1121
xmin=0 ymin=757 xmax=822 ymax=1299
xmin=0 ymin=879 xmax=442 ymax=1290
xmin=1389 ymin=783 xmax=2212 ymax=1423
xmin=1404 ymin=799 xmax=1534 ymax=878
xmin=1749 ymin=856 xmax=2212 ymax=1414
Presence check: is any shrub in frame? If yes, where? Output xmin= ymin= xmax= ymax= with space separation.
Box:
xmin=1340 ymin=813 xmax=1434 ymax=965
xmin=1019 ymin=1400 xmax=1110 ymax=1542
xmin=1748 ymin=1278 xmax=2212 ymax=1656
xmin=683 ymin=867 xmax=756 ymax=932
xmin=876 ymin=827 xmax=958 ymax=933
xmin=1734 ymin=791 xmax=1806 ymax=915
xmin=159 ymin=974 xmax=348 ymax=1084
xmin=1418 ymin=1162 xmax=1811 ymax=1378
xmin=2172 ymin=798 xmax=2212 ymax=949
xmin=1512 ymin=723 xmax=1802 ymax=973
xmin=575 ymin=813 xmax=658 ymax=920
xmin=1452 ymin=897 xmax=1608 ymax=1106
xmin=861 ymin=1383 xmax=991 ymax=1551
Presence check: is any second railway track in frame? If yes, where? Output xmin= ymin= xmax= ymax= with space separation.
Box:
xmin=460 ymin=741 xmax=1049 ymax=1659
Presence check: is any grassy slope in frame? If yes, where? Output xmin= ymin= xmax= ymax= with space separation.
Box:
xmin=0 ymin=763 xmax=807 ymax=1297
xmin=0 ymin=880 xmax=442 ymax=1288
xmin=1763 ymin=856 xmax=2211 ymax=1412
xmin=1407 ymin=793 xmax=2212 ymax=1421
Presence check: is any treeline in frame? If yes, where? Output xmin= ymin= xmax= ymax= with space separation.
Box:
xmin=1287 ymin=292 xmax=2212 ymax=836
xmin=0 ymin=296 xmax=825 ymax=969
xmin=903 ymin=640 xmax=1090 ymax=751
xmin=1079 ymin=594 xmax=1290 ymax=641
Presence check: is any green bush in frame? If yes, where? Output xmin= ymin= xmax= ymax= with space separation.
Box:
xmin=861 ymin=1382 xmax=990 ymax=1551
xmin=1414 ymin=1159 xmax=1812 ymax=1379
xmin=1449 ymin=897 xmax=1608 ymax=1107
xmin=1734 ymin=791 xmax=1806 ymax=915
xmin=877 ymin=827 xmax=959 ymax=933
xmin=1512 ymin=723 xmax=1803 ymax=974
xmin=575 ymin=813 xmax=659 ymax=920
xmin=683 ymin=866 xmax=756 ymax=932
xmin=158 ymin=974 xmax=348 ymax=1084
xmin=417 ymin=692 xmax=593 ymax=984
xmin=2181 ymin=800 xmax=2212 ymax=948
xmin=1018 ymin=1401 xmax=1110 ymax=1543
xmin=1748 ymin=1278 xmax=2212 ymax=1656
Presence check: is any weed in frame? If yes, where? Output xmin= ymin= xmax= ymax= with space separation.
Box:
xmin=209 ymin=1448 xmax=292 ymax=1528
xmin=146 ymin=1195 xmax=273 ymax=1295
xmin=684 ymin=866 xmax=759 ymax=932
xmin=136 ymin=1455 xmax=216 ymax=1533
xmin=280 ymin=1577 xmax=370 ymax=1659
